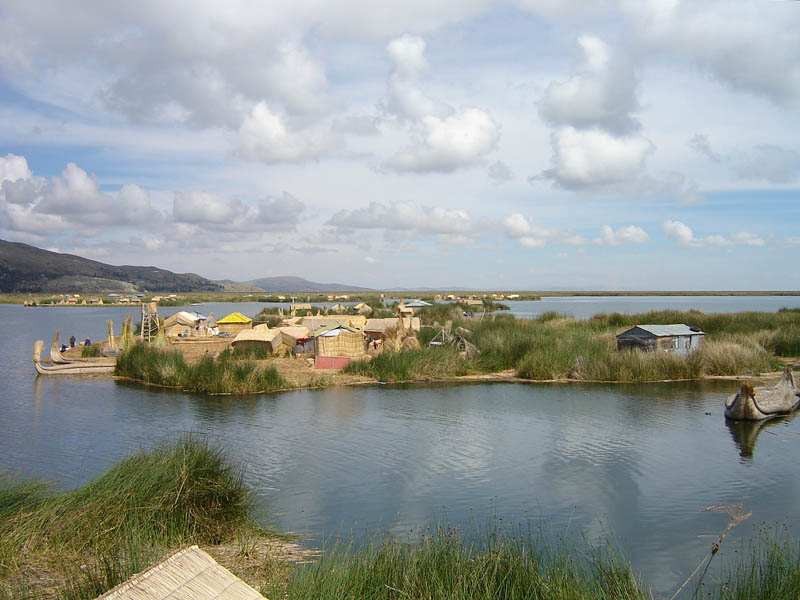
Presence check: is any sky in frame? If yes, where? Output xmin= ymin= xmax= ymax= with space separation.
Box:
xmin=0 ymin=0 xmax=799 ymax=290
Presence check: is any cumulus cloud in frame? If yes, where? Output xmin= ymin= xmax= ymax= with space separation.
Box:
xmin=503 ymin=213 xmax=586 ymax=248
xmin=386 ymin=109 xmax=500 ymax=173
xmin=328 ymin=202 xmax=472 ymax=236
xmin=382 ymin=34 xmax=499 ymax=173
xmin=173 ymin=190 xmax=304 ymax=231
xmin=236 ymin=102 xmax=336 ymax=162
xmin=661 ymin=220 xmax=765 ymax=248
xmin=0 ymin=154 xmax=32 ymax=182
xmin=0 ymin=159 xmax=160 ymax=235
xmin=542 ymin=126 xmax=654 ymax=189
xmin=621 ymin=0 xmax=800 ymax=106
xmin=539 ymin=35 xmax=639 ymax=135
xmin=593 ymin=225 xmax=649 ymax=246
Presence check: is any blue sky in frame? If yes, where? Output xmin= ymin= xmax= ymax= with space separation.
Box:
xmin=0 ymin=1 xmax=798 ymax=289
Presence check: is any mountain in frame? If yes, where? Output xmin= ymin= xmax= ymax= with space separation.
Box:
xmin=0 ymin=239 xmax=223 ymax=293
xmin=245 ymin=276 xmax=374 ymax=293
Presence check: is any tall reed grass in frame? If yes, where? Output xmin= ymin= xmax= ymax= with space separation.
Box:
xmin=115 ymin=343 xmax=287 ymax=394
xmin=0 ymin=437 xmax=258 ymax=598
xmin=287 ymin=526 xmax=648 ymax=600
xmin=344 ymin=347 xmax=468 ymax=382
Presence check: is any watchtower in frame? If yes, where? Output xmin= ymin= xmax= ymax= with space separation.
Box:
xmin=140 ymin=301 xmax=160 ymax=341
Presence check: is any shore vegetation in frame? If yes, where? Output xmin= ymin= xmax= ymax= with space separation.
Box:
xmin=115 ymin=343 xmax=287 ymax=394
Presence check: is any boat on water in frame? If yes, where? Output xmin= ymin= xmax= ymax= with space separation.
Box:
xmin=724 ymin=369 xmax=800 ymax=421
xmin=33 ymin=341 xmax=116 ymax=375
xmin=50 ymin=340 xmax=117 ymax=366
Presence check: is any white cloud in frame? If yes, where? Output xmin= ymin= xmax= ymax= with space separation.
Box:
xmin=236 ymin=102 xmax=336 ymax=162
xmin=0 ymin=154 xmax=32 ymax=182
xmin=0 ymin=160 xmax=159 ymax=235
xmin=386 ymin=108 xmax=499 ymax=173
xmin=730 ymin=232 xmax=765 ymax=248
xmin=364 ymin=255 xmax=378 ymax=264
xmin=503 ymin=213 xmax=586 ymax=248
xmin=688 ymin=133 xmax=720 ymax=162
xmin=173 ymin=189 xmax=304 ymax=232
xmin=593 ymin=225 xmax=649 ymax=247
xmin=543 ymin=126 xmax=654 ymax=189
xmin=662 ymin=220 xmax=765 ymax=249
xmin=488 ymin=161 xmax=513 ymax=184
xmin=539 ymin=35 xmax=639 ymax=134
xmin=328 ymin=202 xmax=472 ymax=236
xmin=622 ymin=0 xmax=800 ymax=106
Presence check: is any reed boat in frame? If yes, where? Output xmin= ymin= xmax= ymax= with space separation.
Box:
xmin=724 ymin=369 xmax=800 ymax=421
xmin=33 ymin=341 xmax=116 ymax=375
xmin=49 ymin=330 xmax=118 ymax=365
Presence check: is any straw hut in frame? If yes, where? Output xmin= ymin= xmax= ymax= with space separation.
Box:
xmin=96 ymin=545 xmax=263 ymax=600
xmin=314 ymin=324 xmax=367 ymax=368
xmin=329 ymin=303 xmax=347 ymax=313
xmin=365 ymin=317 xmax=420 ymax=340
xmin=232 ymin=325 xmax=283 ymax=353
xmin=290 ymin=302 xmax=312 ymax=314
xmin=216 ymin=312 xmax=253 ymax=335
xmin=277 ymin=325 xmax=311 ymax=348
xmin=353 ymin=302 xmax=373 ymax=315
xmin=301 ymin=315 xmax=367 ymax=332
xmin=163 ymin=311 xmax=205 ymax=337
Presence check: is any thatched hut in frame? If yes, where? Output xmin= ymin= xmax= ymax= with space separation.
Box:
xmin=163 ymin=311 xmax=205 ymax=338
xmin=96 ymin=545 xmax=262 ymax=600
xmin=314 ymin=324 xmax=367 ymax=368
xmin=232 ymin=324 xmax=283 ymax=353
xmin=353 ymin=302 xmax=373 ymax=315
xmin=216 ymin=312 xmax=253 ymax=335
xmin=365 ymin=317 xmax=420 ymax=340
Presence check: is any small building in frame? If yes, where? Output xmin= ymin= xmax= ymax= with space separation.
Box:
xmin=232 ymin=325 xmax=283 ymax=353
xmin=364 ymin=317 xmax=421 ymax=340
xmin=353 ymin=302 xmax=373 ymax=315
xmin=216 ymin=312 xmax=253 ymax=335
xmin=616 ymin=324 xmax=705 ymax=355
xmin=163 ymin=311 xmax=206 ymax=337
xmin=314 ymin=324 xmax=367 ymax=369
xmin=329 ymin=303 xmax=347 ymax=313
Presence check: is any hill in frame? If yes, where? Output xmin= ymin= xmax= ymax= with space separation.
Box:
xmin=0 ymin=239 xmax=223 ymax=293
xmin=246 ymin=276 xmax=374 ymax=293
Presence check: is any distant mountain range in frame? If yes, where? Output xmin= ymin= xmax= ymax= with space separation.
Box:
xmin=245 ymin=276 xmax=374 ymax=293
xmin=0 ymin=240 xmax=374 ymax=294
xmin=0 ymin=239 xmax=223 ymax=293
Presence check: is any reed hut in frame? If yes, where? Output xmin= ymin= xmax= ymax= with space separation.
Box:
xmin=163 ymin=311 xmax=205 ymax=337
xmin=216 ymin=312 xmax=253 ymax=335
xmin=96 ymin=545 xmax=262 ymax=600
xmin=353 ymin=302 xmax=373 ymax=314
xmin=302 ymin=315 xmax=367 ymax=332
xmin=232 ymin=325 xmax=283 ymax=353
xmin=330 ymin=303 xmax=347 ymax=313
xmin=365 ymin=317 xmax=421 ymax=340
xmin=616 ymin=324 xmax=705 ymax=355
xmin=314 ymin=324 xmax=367 ymax=368
xmin=277 ymin=325 xmax=311 ymax=348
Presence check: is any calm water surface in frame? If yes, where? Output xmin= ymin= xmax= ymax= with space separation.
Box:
xmin=2 ymin=300 xmax=800 ymax=597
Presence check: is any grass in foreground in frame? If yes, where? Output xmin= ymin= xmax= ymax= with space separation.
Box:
xmin=287 ymin=526 xmax=647 ymax=600
xmin=115 ymin=342 xmax=287 ymax=393
xmin=0 ymin=437 xmax=261 ymax=599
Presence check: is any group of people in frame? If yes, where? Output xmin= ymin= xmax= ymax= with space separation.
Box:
xmin=59 ymin=334 xmax=91 ymax=353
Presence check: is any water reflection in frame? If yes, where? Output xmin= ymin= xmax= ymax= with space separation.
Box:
xmin=726 ymin=414 xmax=798 ymax=461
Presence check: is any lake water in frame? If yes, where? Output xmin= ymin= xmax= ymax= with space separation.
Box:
xmin=2 ymin=298 xmax=800 ymax=597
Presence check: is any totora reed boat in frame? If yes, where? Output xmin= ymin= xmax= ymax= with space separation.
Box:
xmin=33 ymin=340 xmax=116 ymax=375
xmin=724 ymin=369 xmax=800 ymax=421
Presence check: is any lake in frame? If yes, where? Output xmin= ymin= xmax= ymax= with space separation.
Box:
xmin=2 ymin=297 xmax=800 ymax=597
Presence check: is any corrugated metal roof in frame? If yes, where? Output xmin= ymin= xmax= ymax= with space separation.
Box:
xmin=619 ymin=324 xmax=704 ymax=337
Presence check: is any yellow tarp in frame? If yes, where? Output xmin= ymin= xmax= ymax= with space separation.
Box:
xmin=217 ymin=312 xmax=253 ymax=324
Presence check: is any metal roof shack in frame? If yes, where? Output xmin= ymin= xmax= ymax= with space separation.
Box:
xmin=616 ymin=324 xmax=705 ymax=355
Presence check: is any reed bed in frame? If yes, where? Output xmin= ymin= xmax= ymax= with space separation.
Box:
xmin=79 ymin=344 xmax=100 ymax=358
xmin=287 ymin=526 xmax=647 ymax=600
xmin=344 ymin=346 xmax=468 ymax=382
xmin=715 ymin=534 xmax=800 ymax=600
xmin=115 ymin=343 xmax=287 ymax=394
xmin=0 ymin=437 xmax=258 ymax=598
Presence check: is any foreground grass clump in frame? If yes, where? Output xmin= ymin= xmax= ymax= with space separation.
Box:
xmin=0 ymin=437 xmax=257 ymax=598
xmin=288 ymin=527 xmax=647 ymax=600
xmin=115 ymin=342 xmax=287 ymax=393
xmin=344 ymin=347 xmax=469 ymax=382
xmin=716 ymin=534 xmax=800 ymax=600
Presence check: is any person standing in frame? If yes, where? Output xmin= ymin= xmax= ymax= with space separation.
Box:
xmin=69 ymin=335 xmax=76 ymax=348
